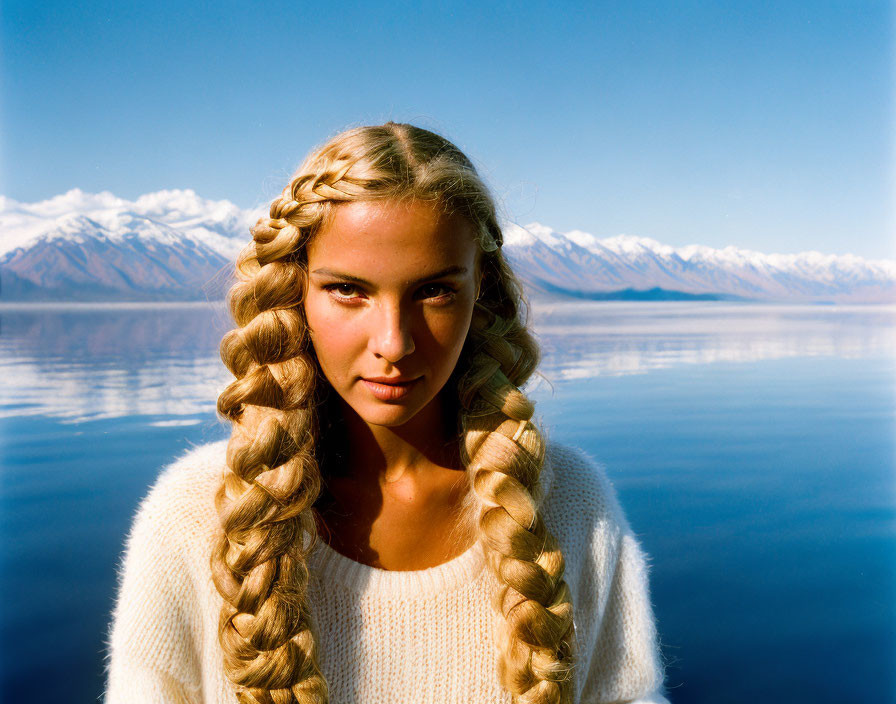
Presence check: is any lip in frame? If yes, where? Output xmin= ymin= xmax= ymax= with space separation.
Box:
xmin=363 ymin=376 xmax=420 ymax=384
xmin=361 ymin=376 xmax=421 ymax=401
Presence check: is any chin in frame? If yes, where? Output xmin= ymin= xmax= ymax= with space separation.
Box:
xmin=356 ymin=403 xmax=422 ymax=428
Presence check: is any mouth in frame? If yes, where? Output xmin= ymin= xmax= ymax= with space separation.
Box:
xmin=361 ymin=377 xmax=421 ymax=401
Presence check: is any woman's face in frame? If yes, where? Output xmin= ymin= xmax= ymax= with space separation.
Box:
xmin=303 ymin=198 xmax=481 ymax=429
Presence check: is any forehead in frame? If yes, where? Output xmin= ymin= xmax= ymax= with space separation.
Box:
xmin=307 ymin=199 xmax=479 ymax=276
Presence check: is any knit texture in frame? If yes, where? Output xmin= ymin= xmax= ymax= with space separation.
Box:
xmin=103 ymin=440 xmax=669 ymax=704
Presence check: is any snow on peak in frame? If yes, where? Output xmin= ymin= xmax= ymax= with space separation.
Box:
xmin=501 ymin=222 xmax=538 ymax=247
xmin=599 ymin=234 xmax=675 ymax=257
xmin=564 ymin=229 xmax=599 ymax=249
xmin=502 ymin=225 xmax=894 ymax=275
xmin=521 ymin=222 xmax=567 ymax=248
xmin=0 ymin=187 xmax=261 ymax=259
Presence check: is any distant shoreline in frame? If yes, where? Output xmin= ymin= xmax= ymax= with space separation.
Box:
xmin=0 ymin=300 xmax=227 ymax=311
xmin=2 ymin=299 xmax=894 ymax=312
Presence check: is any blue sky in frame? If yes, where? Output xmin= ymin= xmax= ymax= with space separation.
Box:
xmin=2 ymin=1 xmax=893 ymax=258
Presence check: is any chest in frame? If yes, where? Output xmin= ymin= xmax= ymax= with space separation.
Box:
xmin=315 ymin=474 xmax=475 ymax=570
xmin=306 ymin=559 xmax=510 ymax=704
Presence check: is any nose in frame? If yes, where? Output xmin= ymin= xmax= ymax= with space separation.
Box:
xmin=369 ymin=301 xmax=415 ymax=363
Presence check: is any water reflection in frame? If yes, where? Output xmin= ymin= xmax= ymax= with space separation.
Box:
xmin=531 ymin=302 xmax=896 ymax=379
xmin=1 ymin=302 xmax=893 ymax=422
xmin=0 ymin=303 xmax=232 ymax=423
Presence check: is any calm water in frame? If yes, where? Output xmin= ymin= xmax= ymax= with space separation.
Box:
xmin=1 ymin=301 xmax=894 ymax=703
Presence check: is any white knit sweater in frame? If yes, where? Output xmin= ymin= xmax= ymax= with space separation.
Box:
xmin=104 ymin=439 xmax=669 ymax=704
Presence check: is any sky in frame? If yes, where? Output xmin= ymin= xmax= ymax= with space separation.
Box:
xmin=2 ymin=0 xmax=893 ymax=259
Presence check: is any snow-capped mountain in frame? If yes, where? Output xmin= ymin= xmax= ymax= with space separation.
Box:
xmin=1 ymin=189 xmax=893 ymax=303
xmin=502 ymin=224 xmax=896 ymax=303
xmin=0 ymin=189 xmax=263 ymax=301
xmin=0 ymin=188 xmax=259 ymax=259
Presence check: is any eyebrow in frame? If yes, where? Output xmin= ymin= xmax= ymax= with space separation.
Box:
xmin=310 ymin=265 xmax=469 ymax=287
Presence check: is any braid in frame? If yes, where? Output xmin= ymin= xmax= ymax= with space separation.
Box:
xmin=211 ymin=415 xmax=326 ymax=704
xmin=213 ymin=174 xmax=337 ymax=703
xmin=459 ymin=303 xmax=576 ymax=704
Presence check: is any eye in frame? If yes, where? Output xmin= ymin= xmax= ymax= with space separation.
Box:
xmin=418 ymin=283 xmax=457 ymax=302
xmin=322 ymin=283 xmax=365 ymax=301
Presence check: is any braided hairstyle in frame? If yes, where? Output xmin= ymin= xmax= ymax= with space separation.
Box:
xmin=213 ymin=122 xmax=576 ymax=704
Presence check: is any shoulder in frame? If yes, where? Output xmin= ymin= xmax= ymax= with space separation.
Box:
xmin=137 ymin=438 xmax=228 ymax=515
xmin=108 ymin=440 xmax=229 ymax=686
xmin=542 ymin=444 xmax=667 ymax=701
xmin=121 ymin=439 xmax=228 ymax=579
xmin=540 ymin=440 xmax=638 ymax=596
xmin=542 ymin=440 xmax=633 ymax=537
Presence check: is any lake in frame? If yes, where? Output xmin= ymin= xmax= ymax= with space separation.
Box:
xmin=1 ymin=301 xmax=893 ymax=703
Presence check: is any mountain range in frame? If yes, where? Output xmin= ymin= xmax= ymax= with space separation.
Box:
xmin=1 ymin=188 xmax=893 ymax=303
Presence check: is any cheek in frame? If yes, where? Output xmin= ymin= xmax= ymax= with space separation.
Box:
xmin=425 ymin=309 xmax=473 ymax=361
xmin=304 ymin=300 xmax=355 ymax=371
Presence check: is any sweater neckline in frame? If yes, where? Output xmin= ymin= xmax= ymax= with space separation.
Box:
xmin=306 ymin=451 xmax=555 ymax=598
xmin=308 ymin=534 xmax=486 ymax=597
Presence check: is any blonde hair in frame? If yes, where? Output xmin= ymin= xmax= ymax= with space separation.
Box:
xmin=212 ymin=122 xmax=575 ymax=704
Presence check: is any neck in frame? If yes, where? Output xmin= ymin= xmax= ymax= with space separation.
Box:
xmin=326 ymin=391 xmax=462 ymax=486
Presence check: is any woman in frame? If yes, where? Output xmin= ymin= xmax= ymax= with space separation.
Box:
xmin=104 ymin=123 xmax=669 ymax=704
